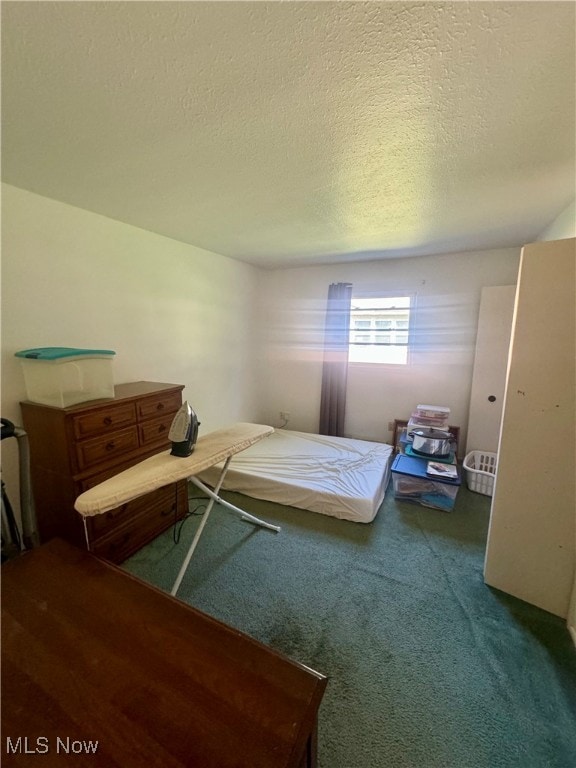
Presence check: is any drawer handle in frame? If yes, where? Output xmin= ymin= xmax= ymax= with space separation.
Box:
xmin=158 ymin=424 xmax=166 ymax=433
xmin=105 ymin=441 xmax=116 ymax=452
xmin=156 ymin=403 xmax=165 ymax=411
xmin=161 ymin=504 xmax=177 ymax=517
xmin=110 ymin=532 xmax=131 ymax=551
xmin=106 ymin=503 xmax=128 ymax=520
xmin=103 ymin=417 xmax=113 ymax=426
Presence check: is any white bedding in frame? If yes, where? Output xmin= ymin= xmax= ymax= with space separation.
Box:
xmin=198 ymin=429 xmax=393 ymax=523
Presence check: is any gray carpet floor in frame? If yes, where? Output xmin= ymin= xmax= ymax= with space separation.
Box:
xmin=124 ymin=483 xmax=576 ymax=768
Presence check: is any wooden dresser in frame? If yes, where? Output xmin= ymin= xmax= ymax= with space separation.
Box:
xmin=20 ymin=381 xmax=188 ymax=563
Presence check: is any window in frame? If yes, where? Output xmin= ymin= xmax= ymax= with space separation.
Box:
xmin=349 ymin=296 xmax=412 ymax=364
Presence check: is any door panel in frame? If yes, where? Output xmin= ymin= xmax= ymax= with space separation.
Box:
xmin=466 ymin=285 xmax=516 ymax=454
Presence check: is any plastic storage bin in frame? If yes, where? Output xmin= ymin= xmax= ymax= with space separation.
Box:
xmin=15 ymin=347 xmax=115 ymax=408
xmin=463 ymin=451 xmax=497 ymax=496
xmin=391 ymin=453 xmax=461 ymax=512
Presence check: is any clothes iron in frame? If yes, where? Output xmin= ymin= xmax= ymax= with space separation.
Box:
xmin=168 ymin=401 xmax=200 ymax=457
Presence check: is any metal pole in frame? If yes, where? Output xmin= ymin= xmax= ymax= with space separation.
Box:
xmin=15 ymin=427 xmax=39 ymax=549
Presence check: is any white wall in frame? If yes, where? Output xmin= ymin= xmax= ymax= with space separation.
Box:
xmin=538 ymin=198 xmax=576 ymax=240
xmin=256 ymin=249 xmax=520 ymax=446
xmin=1 ymin=183 xmax=259 ymax=520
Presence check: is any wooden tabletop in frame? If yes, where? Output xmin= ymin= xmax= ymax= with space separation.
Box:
xmin=1 ymin=539 xmax=327 ymax=767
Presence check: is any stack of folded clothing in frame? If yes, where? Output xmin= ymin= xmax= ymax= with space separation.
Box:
xmin=407 ymin=404 xmax=450 ymax=433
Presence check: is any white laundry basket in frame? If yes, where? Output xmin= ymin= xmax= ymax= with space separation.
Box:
xmin=463 ymin=451 xmax=497 ymax=496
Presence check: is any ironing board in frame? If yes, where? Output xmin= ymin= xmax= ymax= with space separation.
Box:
xmin=75 ymin=423 xmax=277 ymax=595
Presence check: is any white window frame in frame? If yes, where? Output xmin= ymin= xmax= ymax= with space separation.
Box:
xmin=348 ymin=293 xmax=415 ymax=365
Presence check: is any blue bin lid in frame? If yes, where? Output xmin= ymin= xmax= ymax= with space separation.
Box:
xmin=392 ymin=453 xmax=461 ymax=485
xmin=15 ymin=347 xmax=116 ymax=360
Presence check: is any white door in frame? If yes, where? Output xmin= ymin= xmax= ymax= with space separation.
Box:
xmin=484 ymin=239 xmax=575 ymax=618
xmin=466 ymin=285 xmax=516 ymax=454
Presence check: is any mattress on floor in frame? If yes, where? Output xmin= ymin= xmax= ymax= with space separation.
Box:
xmin=198 ymin=429 xmax=393 ymax=523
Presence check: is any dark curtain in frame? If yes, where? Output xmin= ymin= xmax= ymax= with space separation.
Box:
xmin=319 ymin=282 xmax=353 ymax=436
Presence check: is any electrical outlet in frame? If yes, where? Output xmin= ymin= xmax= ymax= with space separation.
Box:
xmin=280 ymin=411 xmax=291 ymax=422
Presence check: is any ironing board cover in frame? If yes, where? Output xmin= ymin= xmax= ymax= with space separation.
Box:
xmin=75 ymin=423 xmax=274 ymax=517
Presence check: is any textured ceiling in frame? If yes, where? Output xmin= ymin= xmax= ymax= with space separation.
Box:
xmin=2 ymin=1 xmax=575 ymax=269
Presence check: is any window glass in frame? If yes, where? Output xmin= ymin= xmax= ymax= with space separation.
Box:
xmin=349 ymin=296 xmax=411 ymax=364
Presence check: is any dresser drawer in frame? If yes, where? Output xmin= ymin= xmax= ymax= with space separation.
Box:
xmin=138 ymin=413 xmax=174 ymax=449
xmin=137 ymin=391 xmax=182 ymax=421
xmin=86 ymin=484 xmax=177 ymax=538
xmin=90 ymin=488 xmax=186 ymax=563
xmin=72 ymin=402 xmax=137 ymax=440
xmin=78 ymin=454 xmax=153 ymax=492
xmin=76 ymin=426 xmax=139 ymax=471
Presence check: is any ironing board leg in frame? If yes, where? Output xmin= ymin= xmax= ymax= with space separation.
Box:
xmin=187 ymin=475 xmax=281 ymax=533
xmin=170 ymin=457 xmax=231 ymax=596
xmin=83 ymin=517 xmax=91 ymax=552
xmin=171 ymin=458 xmax=280 ymax=596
